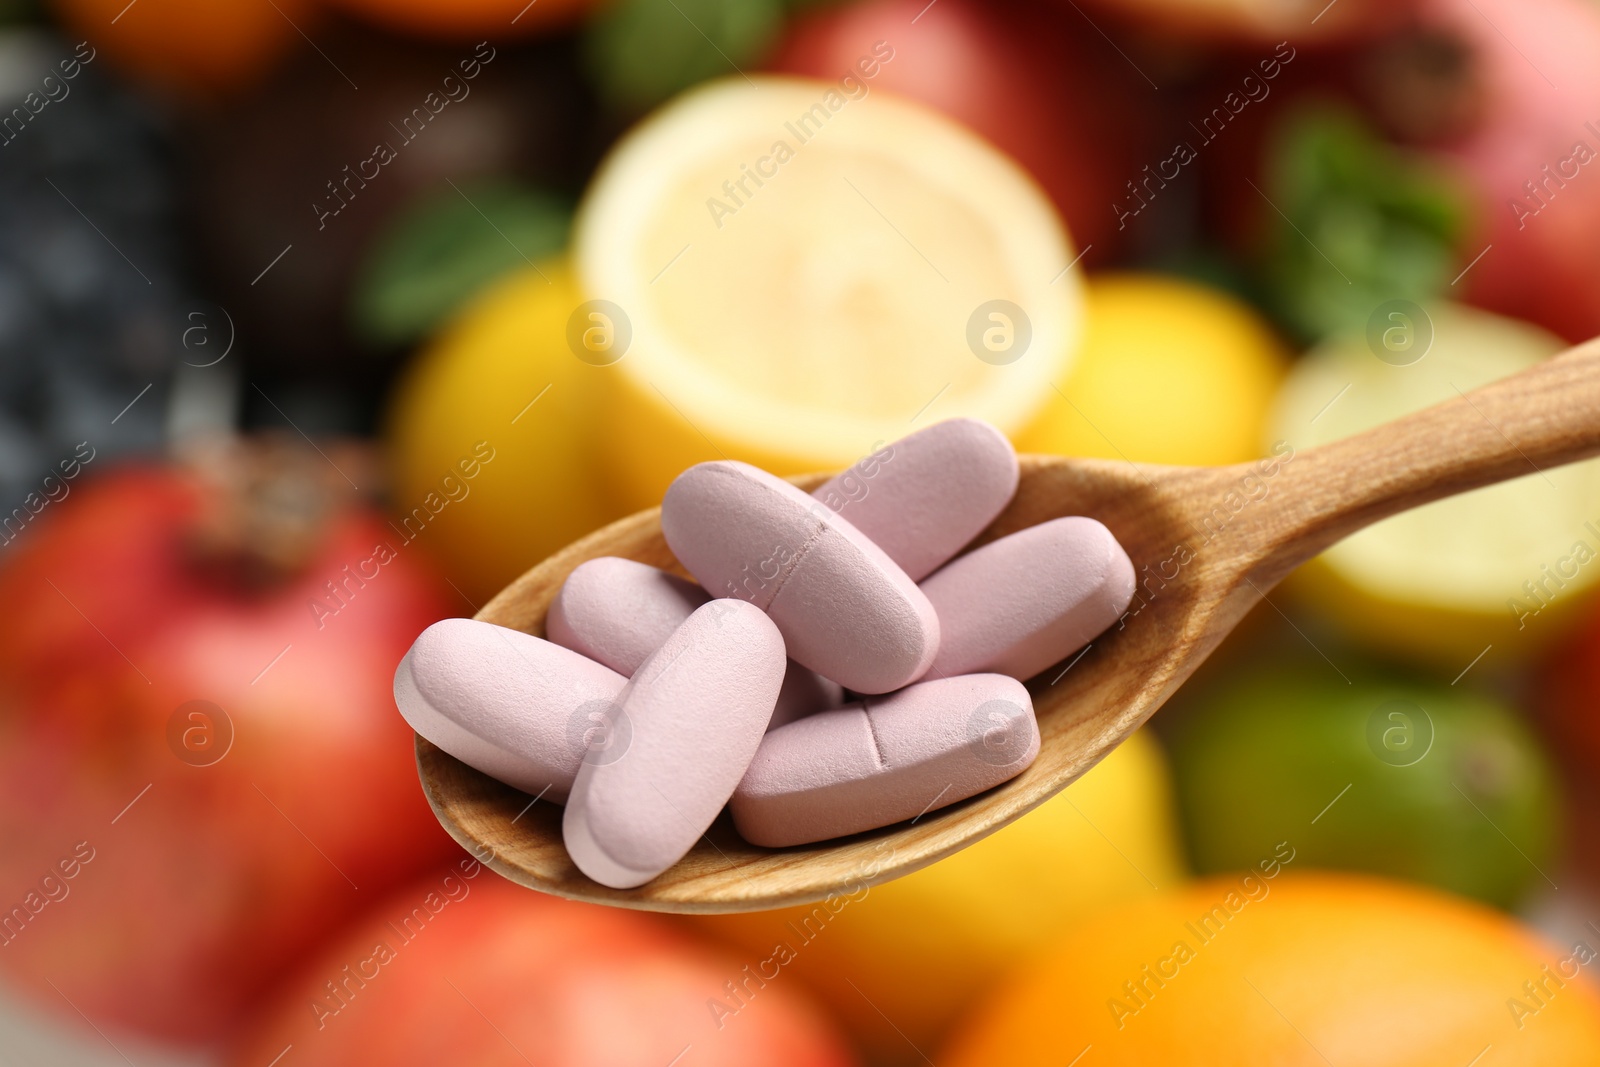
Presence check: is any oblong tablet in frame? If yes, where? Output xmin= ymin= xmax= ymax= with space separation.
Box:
xmin=921 ymin=516 xmax=1136 ymax=681
xmin=563 ymin=600 xmax=786 ymax=888
xmin=547 ymin=556 xmax=709 ymax=676
xmin=731 ymin=674 xmax=1039 ymax=848
xmin=812 ymin=418 xmax=1020 ymax=581
xmin=547 ymin=555 xmax=844 ymax=726
xmin=394 ymin=618 xmax=628 ymax=803
xmin=662 ymin=460 xmax=940 ymax=694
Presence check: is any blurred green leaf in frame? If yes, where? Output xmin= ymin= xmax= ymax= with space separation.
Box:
xmin=1261 ymin=104 xmax=1471 ymax=343
xmin=585 ymin=0 xmax=782 ymax=112
xmin=351 ymin=180 xmax=570 ymax=348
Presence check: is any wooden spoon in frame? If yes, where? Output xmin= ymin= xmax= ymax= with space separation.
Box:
xmin=417 ymin=339 xmax=1600 ymax=912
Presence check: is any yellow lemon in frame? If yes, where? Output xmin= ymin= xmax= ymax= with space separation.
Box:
xmin=1016 ymin=272 xmax=1290 ymax=466
xmin=574 ymin=76 xmax=1086 ymax=511
xmin=1267 ymin=302 xmax=1600 ymax=666
xmin=384 ymin=262 xmax=628 ymax=603
xmin=684 ymin=729 xmax=1186 ymax=1065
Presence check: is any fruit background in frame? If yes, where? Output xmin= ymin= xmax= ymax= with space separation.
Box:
xmin=1 ymin=0 xmax=1599 ymax=1063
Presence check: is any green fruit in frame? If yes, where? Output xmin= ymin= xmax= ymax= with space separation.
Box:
xmin=1168 ymin=661 xmax=1560 ymax=909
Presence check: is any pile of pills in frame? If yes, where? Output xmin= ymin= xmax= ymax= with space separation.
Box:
xmin=394 ymin=419 xmax=1136 ymax=888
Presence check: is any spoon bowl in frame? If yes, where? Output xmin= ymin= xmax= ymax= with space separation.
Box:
xmin=418 ymin=338 xmax=1600 ymax=912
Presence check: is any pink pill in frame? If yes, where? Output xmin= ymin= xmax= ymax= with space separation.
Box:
xmin=548 ymin=556 xmax=844 ymax=725
xmin=731 ymin=674 xmax=1039 ymax=848
xmin=661 ymin=460 xmax=939 ymax=695
xmin=547 ymin=556 xmax=707 ymax=676
xmin=563 ymin=600 xmax=786 ymax=888
xmin=394 ymin=618 xmax=627 ymax=803
xmin=812 ymin=418 xmax=1020 ymax=581
xmin=921 ymin=517 xmax=1136 ymax=681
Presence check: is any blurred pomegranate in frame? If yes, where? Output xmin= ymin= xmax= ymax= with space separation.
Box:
xmin=230 ymin=868 xmax=858 ymax=1067
xmin=771 ymin=0 xmax=1158 ymax=263
xmin=0 ymin=438 xmax=460 ymax=1045
xmin=1360 ymin=0 xmax=1600 ymax=343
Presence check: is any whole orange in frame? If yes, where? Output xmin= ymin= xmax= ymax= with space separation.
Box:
xmin=323 ymin=0 xmax=596 ymax=38
xmin=942 ymin=872 xmax=1600 ymax=1066
xmin=51 ymin=0 xmax=314 ymax=97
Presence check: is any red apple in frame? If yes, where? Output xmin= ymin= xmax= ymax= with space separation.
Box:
xmin=0 ymin=440 xmax=460 ymax=1044
xmin=229 ymin=865 xmax=859 ymax=1067
xmin=771 ymin=0 xmax=1158 ymax=263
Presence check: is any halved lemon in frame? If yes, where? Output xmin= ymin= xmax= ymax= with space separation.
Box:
xmin=1269 ymin=302 xmax=1600 ymax=666
xmin=574 ymin=76 xmax=1084 ymax=509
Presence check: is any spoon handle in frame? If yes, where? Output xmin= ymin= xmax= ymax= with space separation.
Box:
xmin=1265 ymin=335 xmax=1600 ymax=572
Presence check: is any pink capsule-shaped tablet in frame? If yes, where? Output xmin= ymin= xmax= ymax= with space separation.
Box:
xmin=921 ymin=516 xmax=1136 ymax=681
xmin=547 ymin=556 xmax=844 ymax=726
xmin=563 ymin=599 xmax=786 ymax=888
xmin=812 ymin=418 xmax=1020 ymax=581
xmin=394 ymin=618 xmax=627 ymax=802
xmin=731 ymin=674 xmax=1039 ymax=848
xmin=547 ymin=556 xmax=707 ymax=676
xmin=662 ymin=460 xmax=939 ymax=694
